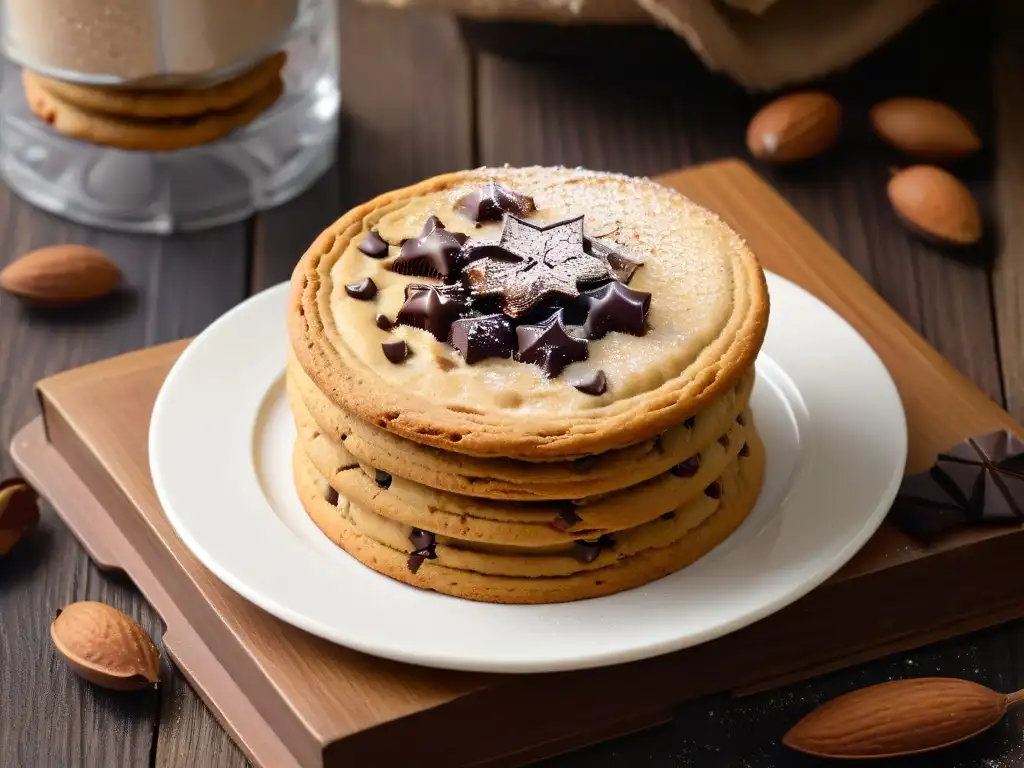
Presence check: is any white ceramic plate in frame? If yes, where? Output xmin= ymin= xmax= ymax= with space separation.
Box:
xmin=150 ymin=271 xmax=907 ymax=674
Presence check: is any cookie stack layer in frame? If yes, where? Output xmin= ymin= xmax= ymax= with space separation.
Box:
xmin=21 ymin=53 xmax=285 ymax=151
xmin=287 ymin=166 xmax=769 ymax=604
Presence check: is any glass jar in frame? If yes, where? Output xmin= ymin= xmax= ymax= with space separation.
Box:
xmin=0 ymin=0 xmax=339 ymax=233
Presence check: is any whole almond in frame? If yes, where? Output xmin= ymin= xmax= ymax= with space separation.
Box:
xmin=784 ymin=678 xmax=1008 ymax=759
xmin=50 ymin=601 xmax=160 ymax=691
xmin=0 ymin=244 xmax=121 ymax=306
xmin=0 ymin=478 xmax=39 ymax=557
xmin=887 ymin=165 xmax=982 ymax=246
xmin=870 ymin=98 xmax=981 ymax=159
xmin=746 ymin=91 xmax=841 ymax=163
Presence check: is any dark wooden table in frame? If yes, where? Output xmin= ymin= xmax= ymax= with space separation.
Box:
xmin=2 ymin=0 xmax=1023 ymax=765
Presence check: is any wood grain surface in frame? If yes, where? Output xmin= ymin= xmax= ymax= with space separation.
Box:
xmin=2 ymin=0 xmax=1024 ymax=766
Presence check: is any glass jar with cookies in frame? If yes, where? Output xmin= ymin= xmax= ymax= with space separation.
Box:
xmin=0 ymin=0 xmax=339 ymax=233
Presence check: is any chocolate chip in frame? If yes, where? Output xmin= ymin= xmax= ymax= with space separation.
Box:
xmin=407 ymin=548 xmax=437 ymax=574
xmin=583 ymin=236 xmax=644 ymax=284
xmin=324 ymin=485 xmax=338 ymax=505
xmin=406 ymin=528 xmax=438 ymax=573
xmin=704 ymin=481 xmax=722 ymax=499
xmin=670 ymin=456 xmax=700 ymax=478
xmin=579 ymin=281 xmax=651 ymax=340
xmin=739 ymin=442 xmax=750 ymax=458
xmin=661 ymin=511 xmax=676 ymax=521
xmin=375 ymin=313 xmax=394 ymax=331
xmin=391 ymin=216 xmax=465 ymax=279
xmin=345 ymin=277 xmax=378 ymax=300
xmin=463 ymin=215 xmax=610 ymax=317
xmin=455 ymin=182 xmax=536 ymax=223
xmin=375 ymin=469 xmax=393 ymax=489
xmin=449 ymin=313 xmax=517 ymax=364
xmin=381 ymin=340 xmax=409 ymax=364
xmin=572 ymin=534 xmax=615 ymax=564
xmin=409 ymin=528 xmax=436 ymax=551
xmin=571 ymin=370 xmax=607 ymax=396
xmin=397 ymin=284 xmax=469 ymax=341
xmin=653 ymin=435 xmax=665 ymax=453
xmin=736 ymin=413 xmax=746 ymax=426
xmin=684 ymin=416 xmax=696 ymax=430
xmin=718 ymin=435 xmax=729 ymax=448
xmin=358 ymin=230 xmax=389 ymax=258
xmin=551 ymin=505 xmax=582 ymax=531
xmin=516 ymin=310 xmax=588 ymax=378
xmin=890 ymin=429 xmax=1024 ymax=544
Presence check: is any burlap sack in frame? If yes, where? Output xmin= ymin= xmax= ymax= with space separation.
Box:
xmin=364 ymin=0 xmax=936 ymax=91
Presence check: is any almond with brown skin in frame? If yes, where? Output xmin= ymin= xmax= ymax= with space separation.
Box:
xmin=746 ymin=91 xmax=842 ymax=163
xmin=784 ymin=678 xmax=1010 ymax=759
xmin=887 ymin=165 xmax=982 ymax=246
xmin=0 ymin=478 xmax=39 ymax=556
xmin=50 ymin=601 xmax=160 ymax=691
xmin=0 ymin=244 xmax=122 ymax=306
xmin=870 ymin=98 xmax=981 ymax=160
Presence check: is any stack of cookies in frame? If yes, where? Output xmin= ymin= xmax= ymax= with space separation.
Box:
xmin=287 ymin=166 xmax=769 ymax=604
xmin=20 ymin=53 xmax=285 ymax=151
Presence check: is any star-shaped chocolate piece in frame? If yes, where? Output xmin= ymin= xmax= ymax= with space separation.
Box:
xmin=448 ymin=313 xmax=516 ymax=364
xmin=516 ymin=311 xmax=588 ymax=378
xmin=889 ymin=430 xmax=1024 ymax=543
xmin=583 ymin=237 xmax=644 ymax=284
xmin=396 ymin=283 xmax=469 ymax=341
xmin=463 ymin=215 xmax=610 ymax=317
xmin=455 ymin=182 xmax=536 ymax=224
xmin=579 ymin=281 xmax=651 ymax=340
xmin=390 ymin=216 xmax=468 ymax=279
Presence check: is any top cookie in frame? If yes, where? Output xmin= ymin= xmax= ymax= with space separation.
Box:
xmin=288 ymin=166 xmax=769 ymax=460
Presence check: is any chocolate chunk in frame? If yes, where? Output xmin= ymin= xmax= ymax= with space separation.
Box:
xmin=736 ymin=413 xmax=746 ymax=426
xmin=375 ymin=469 xmax=393 ymax=489
xmin=324 ymin=485 xmax=338 ymax=505
xmin=704 ymin=481 xmax=722 ymax=499
xmin=572 ymin=534 xmax=615 ymax=564
xmin=661 ymin=511 xmax=676 ymax=521
xmin=516 ymin=310 xmax=588 ymax=378
xmin=397 ymin=284 xmax=468 ymax=341
xmin=381 ymin=340 xmax=409 ymax=364
xmin=670 ymin=456 xmax=700 ymax=478
xmin=391 ymin=216 xmax=465 ymax=279
xmin=375 ymin=313 xmax=394 ymax=331
xmin=358 ymin=230 xmax=389 ymax=258
xmin=571 ymin=370 xmax=607 ymax=396
xmin=409 ymin=528 xmax=436 ymax=551
xmin=739 ymin=442 xmax=750 ymax=458
xmin=718 ymin=435 xmax=729 ymax=449
xmin=463 ymin=215 xmax=610 ymax=317
xmin=449 ymin=313 xmax=517 ymax=364
xmin=551 ymin=505 xmax=582 ymax=531
xmin=345 ymin=277 xmax=378 ymax=300
xmin=890 ymin=429 xmax=1024 ymax=543
xmin=407 ymin=548 xmax=437 ymax=574
xmin=653 ymin=435 xmax=665 ymax=453
xmin=579 ymin=281 xmax=651 ymax=340
xmin=684 ymin=416 xmax=696 ymax=430
xmin=583 ymin=236 xmax=644 ymax=283
xmin=455 ymin=182 xmax=536 ymax=224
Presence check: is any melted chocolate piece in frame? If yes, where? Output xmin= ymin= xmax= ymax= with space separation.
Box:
xmin=391 ymin=216 xmax=465 ymax=279
xmin=571 ymin=370 xmax=607 ymax=396
xmin=381 ymin=340 xmax=409 ymax=364
xmin=890 ymin=430 xmax=1024 ymax=543
xmin=358 ymin=230 xmax=389 ymax=258
xmin=670 ymin=456 xmax=700 ymax=478
xmin=463 ymin=215 xmax=610 ymax=317
xmin=551 ymin=505 xmax=582 ymax=531
xmin=455 ymin=182 xmax=536 ymax=224
xmin=409 ymin=528 xmax=436 ymax=551
xmin=375 ymin=313 xmax=394 ymax=331
xmin=324 ymin=485 xmax=338 ymax=505
xmin=572 ymin=534 xmax=615 ymax=564
xmin=375 ymin=469 xmax=393 ymax=489
xmin=583 ymin=236 xmax=644 ymax=283
xmin=345 ymin=277 xmax=378 ymax=300
xmin=397 ymin=284 xmax=469 ymax=341
xmin=579 ymin=281 xmax=651 ymax=340
xmin=407 ymin=528 xmax=438 ymax=573
xmin=449 ymin=313 xmax=517 ymax=364
xmin=739 ymin=443 xmax=750 ymax=458
xmin=704 ymin=481 xmax=722 ymax=500
xmin=516 ymin=311 xmax=588 ymax=378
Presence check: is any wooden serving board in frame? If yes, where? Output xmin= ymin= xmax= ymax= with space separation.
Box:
xmin=12 ymin=159 xmax=1024 ymax=768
